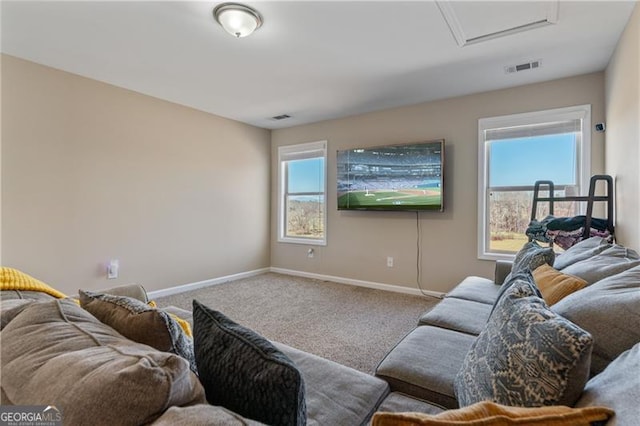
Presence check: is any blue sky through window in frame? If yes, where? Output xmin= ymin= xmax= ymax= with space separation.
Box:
xmin=288 ymin=158 xmax=324 ymax=193
xmin=489 ymin=134 xmax=577 ymax=187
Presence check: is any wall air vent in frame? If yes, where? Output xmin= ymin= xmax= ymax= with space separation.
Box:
xmin=505 ymin=60 xmax=542 ymax=74
xmin=271 ymin=114 xmax=291 ymax=120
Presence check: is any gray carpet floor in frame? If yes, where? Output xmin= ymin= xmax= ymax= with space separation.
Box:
xmin=155 ymin=272 xmax=440 ymax=374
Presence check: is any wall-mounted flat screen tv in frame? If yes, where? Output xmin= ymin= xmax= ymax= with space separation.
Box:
xmin=337 ymin=140 xmax=444 ymax=211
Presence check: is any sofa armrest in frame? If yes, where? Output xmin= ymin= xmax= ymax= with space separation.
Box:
xmin=100 ymin=284 xmax=148 ymax=303
xmin=494 ymin=261 xmax=513 ymax=285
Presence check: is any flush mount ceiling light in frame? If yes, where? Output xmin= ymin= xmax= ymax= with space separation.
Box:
xmin=213 ymin=3 xmax=263 ymax=38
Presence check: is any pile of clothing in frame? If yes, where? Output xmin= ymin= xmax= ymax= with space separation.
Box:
xmin=525 ymin=215 xmax=613 ymax=250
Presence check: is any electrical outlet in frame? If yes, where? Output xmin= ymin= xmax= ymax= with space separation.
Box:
xmin=387 ymin=256 xmax=394 ymax=267
xmin=107 ymin=259 xmax=119 ymax=279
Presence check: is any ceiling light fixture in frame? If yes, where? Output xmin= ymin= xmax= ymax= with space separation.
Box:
xmin=213 ymin=3 xmax=263 ymax=38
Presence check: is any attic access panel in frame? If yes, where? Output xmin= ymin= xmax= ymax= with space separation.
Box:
xmin=437 ymin=1 xmax=558 ymax=46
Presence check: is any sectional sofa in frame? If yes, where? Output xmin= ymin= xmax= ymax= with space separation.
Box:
xmin=375 ymin=237 xmax=640 ymax=424
xmin=1 ymin=236 xmax=638 ymax=425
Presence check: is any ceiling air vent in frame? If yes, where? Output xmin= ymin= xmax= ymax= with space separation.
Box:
xmin=505 ymin=59 xmax=542 ymax=74
xmin=271 ymin=114 xmax=291 ymax=121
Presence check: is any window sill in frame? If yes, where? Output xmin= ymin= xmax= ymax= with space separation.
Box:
xmin=278 ymin=237 xmax=327 ymax=246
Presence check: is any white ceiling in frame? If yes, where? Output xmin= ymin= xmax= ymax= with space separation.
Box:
xmin=1 ymin=1 xmax=636 ymax=129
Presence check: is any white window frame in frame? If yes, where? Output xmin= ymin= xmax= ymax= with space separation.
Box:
xmin=477 ymin=105 xmax=591 ymax=260
xmin=277 ymin=140 xmax=328 ymax=246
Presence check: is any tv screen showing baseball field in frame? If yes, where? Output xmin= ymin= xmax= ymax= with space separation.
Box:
xmin=337 ymin=140 xmax=444 ymax=211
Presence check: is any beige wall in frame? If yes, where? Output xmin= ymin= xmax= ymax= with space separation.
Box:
xmin=605 ymin=4 xmax=640 ymax=249
xmin=271 ymin=73 xmax=606 ymax=294
xmin=1 ymin=55 xmax=271 ymax=295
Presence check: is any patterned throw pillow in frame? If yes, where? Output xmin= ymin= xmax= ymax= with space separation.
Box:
xmin=192 ymin=300 xmax=306 ymax=426
xmin=489 ymin=269 xmax=541 ymax=317
xmin=511 ymin=241 xmax=555 ymax=276
xmin=79 ymin=290 xmax=196 ymax=373
xmin=454 ymin=276 xmax=593 ymax=408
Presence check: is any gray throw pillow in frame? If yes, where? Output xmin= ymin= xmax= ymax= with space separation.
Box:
xmin=79 ymin=290 xmax=196 ymax=374
xmin=192 ymin=300 xmax=306 ymax=426
xmin=552 ymin=264 xmax=640 ymax=376
xmin=454 ymin=277 xmax=593 ymax=408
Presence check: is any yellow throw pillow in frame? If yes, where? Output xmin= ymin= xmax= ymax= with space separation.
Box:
xmin=533 ymin=264 xmax=587 ymax=305
xmin=371 ymin=401 xmax=614 ymax=426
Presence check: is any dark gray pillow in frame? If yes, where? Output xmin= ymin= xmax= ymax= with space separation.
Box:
xmin=454 ymin=276 xmax=593 ymax=408
xmin=552 ymin=264 xmax=640 ymax=376
xmin=192 ymin=300 xmax=306 ymax=426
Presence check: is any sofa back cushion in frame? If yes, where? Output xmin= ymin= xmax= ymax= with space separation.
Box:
xmin=455 ymin=277 xmax=593 ymax=408
xmin=559 ymin=245 xmax=640 ymax=284
xmin=0 ymin=299 xmax=205 ymax=425
xmin=552 ymin=264 xmax=640 ymax=376
xmin=576 ymin=342 xmax=640 ymax=426
xmin=552 ymin=237 xmax=611 ymax=270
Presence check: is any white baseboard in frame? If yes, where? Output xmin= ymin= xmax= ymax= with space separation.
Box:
xmin=270 ymin=267 xmax=445 ymax=299
xmin=148 ymin=266 xmax=445 ymax=300
xmin=147 ymin=267 xmax=271 ymax=299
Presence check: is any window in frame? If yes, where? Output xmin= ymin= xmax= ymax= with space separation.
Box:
xmin=278 ymin=141 xmax=327 ymax=245
xmin=478 ymin=105 xmax=591 ymax=259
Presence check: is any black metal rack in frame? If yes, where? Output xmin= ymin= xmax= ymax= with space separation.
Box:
xmin=530 ymin=174 xmax=615 ymax=242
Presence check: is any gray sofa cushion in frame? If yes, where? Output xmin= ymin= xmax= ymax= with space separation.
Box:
xmin=576 ymin=343 xmax=640 ymax=426
xmin=0 ymin=289 xmax=57 ymax=301
xmin=418 ymin=297 xmax=492 ymax=335
xmin=152 ymin=405 xmax=266 ymax=425
xmin=454 ymin=277 xmax=593 ymax=408
xmin=560 ymin=245 xmax=640 ymax=284
xmin=0 ymin=298 xmax=34 ymax=330
xmin=1 ymin=299 xmax=205 ymax=425
xmin=192 ymin=300 xmax=306 ymax=426
xmin=375 ymin=325 xmax=476 ymax=409
xmin=275 ymin=342 xmax=389 ymax=426
xmin=376 ymin=392 xmax=445 ymax=416
xmin=445 ymin=276 xmax=502 ymax=305
xmin=552 ymin=264 xmax=640 ymax=376
xmin=99 ymin=283 xmax=149 ymax=303
xmin=553 ymin=236 xmax=612 ymax=270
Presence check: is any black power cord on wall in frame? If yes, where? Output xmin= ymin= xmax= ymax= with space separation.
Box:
xmin=416 ymin=211 xmax=430 ymax=297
